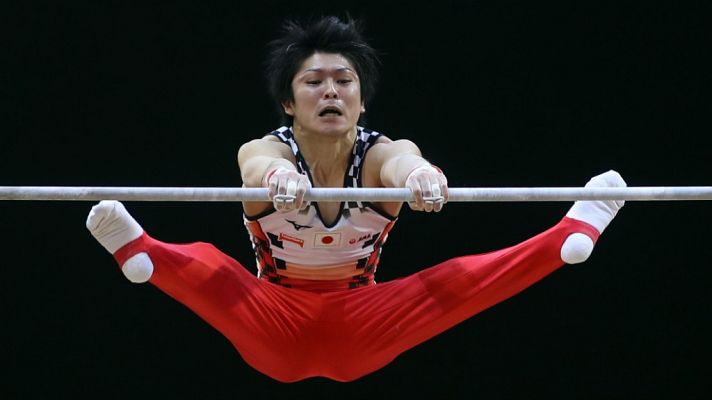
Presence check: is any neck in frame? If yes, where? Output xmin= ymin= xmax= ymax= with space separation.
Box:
xmin=292 ymin=125 xmax=357 ymax=187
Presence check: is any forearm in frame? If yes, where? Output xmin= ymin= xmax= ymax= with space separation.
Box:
xmin=380 ymin=153 xmax=432 ymax=188
xmin=238 ymin=138 xmax=298 ymax=188
xmin=240 ymin=156 xmax=297 ymax=188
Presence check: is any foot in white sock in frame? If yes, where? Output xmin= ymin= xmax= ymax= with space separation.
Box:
xmin=86 ymin=200 xmax=154 ymax=283
xmin=560 ymin=170 xmax=626 ymax=264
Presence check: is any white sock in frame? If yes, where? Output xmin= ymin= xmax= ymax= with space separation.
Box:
xmin=86 ymin=200 xmax=154 ymax=283
xmin=561 ymin=170 xmax=626 ymax=264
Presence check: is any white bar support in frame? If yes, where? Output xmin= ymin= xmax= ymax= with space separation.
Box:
xmin=1 ymin=186 xmax=712 ymax=202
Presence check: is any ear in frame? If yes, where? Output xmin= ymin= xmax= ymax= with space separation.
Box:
xmin=360 ymin=102 xmax=366 ymax=113
xmin=282 ymin=100 xmax=295 ymax=116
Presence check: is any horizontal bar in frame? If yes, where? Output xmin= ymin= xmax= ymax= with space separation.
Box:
xmin=1 ymin=186 xmax=712 ymax=202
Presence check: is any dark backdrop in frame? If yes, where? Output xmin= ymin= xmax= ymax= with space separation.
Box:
xmin=2 ymin=1 xmax=710 ymax=398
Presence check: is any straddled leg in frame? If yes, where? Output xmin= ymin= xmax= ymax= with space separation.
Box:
xmin=86 ymin=201 xmax=327 ymax=382
xmin=319 ymin=170 xmax=626 ymax=381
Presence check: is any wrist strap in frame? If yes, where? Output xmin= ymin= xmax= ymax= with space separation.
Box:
xmin=407 ymin=164 xmax=442 ymax=179
xmin=262 ymin=168 xmax=280 ymax=187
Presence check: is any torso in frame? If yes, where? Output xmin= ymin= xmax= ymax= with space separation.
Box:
xmin=242 ymin=126 xmax=399 ymax=290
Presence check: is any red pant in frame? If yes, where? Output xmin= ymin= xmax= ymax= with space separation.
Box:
xmin=113 ymin=217 xmax=599 ymax=382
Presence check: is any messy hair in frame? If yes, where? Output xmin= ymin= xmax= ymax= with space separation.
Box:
xmin=264 ymin=15 xmax=381 ymax=125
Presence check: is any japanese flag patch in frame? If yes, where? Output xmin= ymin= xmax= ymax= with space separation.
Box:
xmin=314 ymin=232 xmax=342 ymax=248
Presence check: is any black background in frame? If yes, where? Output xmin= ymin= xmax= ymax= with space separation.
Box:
xmin=2 ymin=1 xmax=711 ymax=398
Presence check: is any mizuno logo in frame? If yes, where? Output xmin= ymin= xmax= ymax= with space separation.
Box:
xmin=286 ymin=219 xmax=312 ymax=231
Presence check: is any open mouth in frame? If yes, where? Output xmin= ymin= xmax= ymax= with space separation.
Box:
xmin=318 ymin=106 xmax=343 ymax=117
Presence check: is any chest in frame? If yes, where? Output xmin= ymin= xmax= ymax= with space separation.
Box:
xmin=311 ymin=171 xmax=353 ymax=226
xmin=317 ymin=202 xmax=342 ymax=226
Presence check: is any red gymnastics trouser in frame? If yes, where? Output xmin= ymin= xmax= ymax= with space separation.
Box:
xmin=112 ymin=217 xmax=599 ymax=382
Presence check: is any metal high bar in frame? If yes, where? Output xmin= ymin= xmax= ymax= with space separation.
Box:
xmin=1 ymin=186 xmax=712 ymax=202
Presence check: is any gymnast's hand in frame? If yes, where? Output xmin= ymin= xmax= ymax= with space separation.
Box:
xmin=405 ymin=165 xmax=449 ymax=212
xmin=265 ymin=167 xmax=311 ymax=212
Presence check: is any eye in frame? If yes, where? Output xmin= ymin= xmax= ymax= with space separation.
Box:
xmin=306 ymin=80 xmax=321 ymax=85
xmin=337 ymin=79 xmax=352 ymax=84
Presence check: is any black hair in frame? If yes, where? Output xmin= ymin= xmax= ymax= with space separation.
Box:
xmin=264 ymin=15 xmax=381 ymax=125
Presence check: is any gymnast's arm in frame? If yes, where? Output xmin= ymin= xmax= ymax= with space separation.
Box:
xmin=237 ymin=136 xmax=308 ymax=215
xmin=364 ymin=136 xmax=449 ymax=213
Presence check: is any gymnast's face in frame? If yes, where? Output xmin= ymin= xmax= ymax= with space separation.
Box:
xmin=283 ymin=52 xmax=365 ymax=137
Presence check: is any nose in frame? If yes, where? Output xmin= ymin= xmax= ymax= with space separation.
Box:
xmin=323 ymin=79 xmax=338 ymax=99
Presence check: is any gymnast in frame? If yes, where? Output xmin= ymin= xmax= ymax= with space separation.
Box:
xmin=86 ymin=15 xmax=625 ymax=382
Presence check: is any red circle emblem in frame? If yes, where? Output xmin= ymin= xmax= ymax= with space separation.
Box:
xmin=321 ymin=236 xmax=334 ymax=244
